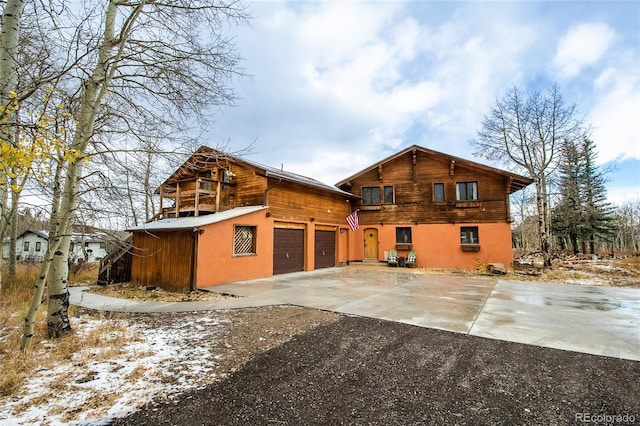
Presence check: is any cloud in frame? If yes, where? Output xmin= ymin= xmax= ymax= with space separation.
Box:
xmin=553 ymin=23 xmax=616 ymax=78
xmin=212 ymin=1 xmax=638 ymax=196
xmin=589 ymin=66 xmax=640 ymax=163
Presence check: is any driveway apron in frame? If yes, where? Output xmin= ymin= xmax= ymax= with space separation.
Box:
xmin=207 ymin=268 xmax=640 ymax=361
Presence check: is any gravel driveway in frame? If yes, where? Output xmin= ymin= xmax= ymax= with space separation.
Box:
xmin=109 ymin=312 xmax=639 ymax=425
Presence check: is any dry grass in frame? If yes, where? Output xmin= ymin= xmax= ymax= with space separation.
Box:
xmin=89 ymin=281 xmax=229 ymax=302
xmin=70 ymin=262 xmax=99 ymax=286
xmin=0 ymin=263 xmax=133 ymax=400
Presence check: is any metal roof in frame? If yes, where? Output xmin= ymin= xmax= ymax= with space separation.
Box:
xmin=127 ymin=206 xmax=268 ymax=232
xmin=159 ymin=146 xmax=355 ymax=198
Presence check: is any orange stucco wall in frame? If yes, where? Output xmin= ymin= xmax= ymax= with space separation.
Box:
xmin=195 ymin=210 xmax=274 ymax=287
xmin=348 ymin=223 xmax=514 ymax=270
xmin=195 ymin=212 xmax=350 ymax=287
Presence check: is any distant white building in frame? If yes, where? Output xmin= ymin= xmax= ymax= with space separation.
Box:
xmin=2 ymin=229 xmax=110 ymax=263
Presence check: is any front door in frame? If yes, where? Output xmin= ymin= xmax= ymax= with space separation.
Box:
xmin=364 ymin=228 xmax=378 ymax=260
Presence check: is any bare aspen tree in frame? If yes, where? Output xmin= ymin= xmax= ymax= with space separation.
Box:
xmin=0 ymin=0 xmax=25 ymax=294
xmin=21 ymin=0 xmax=248 ymax=348
xmin=472 ymin=84 xmax=583 ymax=267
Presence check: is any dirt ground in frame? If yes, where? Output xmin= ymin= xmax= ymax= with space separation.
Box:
xmin=97 ymin=262 xmax=640 ymax=424
xmin=106 ymin=306 xmax=639 ymax=425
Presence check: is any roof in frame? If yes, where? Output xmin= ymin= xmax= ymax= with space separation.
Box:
xmin=127 ymin=206 xmax=268 ymax=232
xmin=18 ymin=229 xmax=49 ymax=239
xmin=160 ymin=146 xmax=354 ymax=198
xmin=336 ymin=144 xmax=534 ymax=194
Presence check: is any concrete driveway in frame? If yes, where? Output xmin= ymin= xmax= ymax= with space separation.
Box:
xmin=205 ymin=266 xmax=640 ymax=361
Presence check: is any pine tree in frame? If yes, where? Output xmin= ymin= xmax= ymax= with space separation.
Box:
xmin=552 ymin=139 xmax=584 ymax=254
xmin=579 ymin=137 xmax=617 ymax=254
xmin=552 ymin=137 xmax=617 ymax=254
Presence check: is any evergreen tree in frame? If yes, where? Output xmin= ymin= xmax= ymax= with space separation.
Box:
xmin=552 ymin=139 xmax=584 ymax=254
xmin=579 ymin=137 xmax=618 ymax=254
xmin=552 ymin=137 xmax=617 ymax=254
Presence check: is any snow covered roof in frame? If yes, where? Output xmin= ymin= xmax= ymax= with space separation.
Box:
xmin=127 ymin=206 xmax=268 ymax=232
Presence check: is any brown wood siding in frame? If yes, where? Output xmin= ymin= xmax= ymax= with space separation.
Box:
xmin=233 ymin=165 xmax=268 ymax=207
xmin=266 ymin=181 xmax=351 ymax=224
xmin=130 ymin=231 xmax=194 ymax=292
xmin=314 ymin=230 xmax=336 ymax=269
xmin=273 ymin=228 xmax=304 ymax=275
xmin=349 ymin=150 xmax=511 ymax=225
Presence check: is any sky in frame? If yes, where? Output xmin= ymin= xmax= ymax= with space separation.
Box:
xmin=209 ymin=0 xmax=640 ymax=205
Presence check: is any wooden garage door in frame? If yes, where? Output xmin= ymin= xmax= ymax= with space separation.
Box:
xmin=314 ymin=230 xmax=335 ymax=269
xmin=273 ymin=228 xmax=304 ymax=275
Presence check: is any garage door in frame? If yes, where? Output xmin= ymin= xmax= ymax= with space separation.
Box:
xmin=314 ymin=230 xmax=336 ymax=269
xmin=273 ymin=228 xmax=304 ymax=275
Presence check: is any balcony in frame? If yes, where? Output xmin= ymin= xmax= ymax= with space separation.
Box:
xmin=158 ymin=177 xmax=236 ymax=219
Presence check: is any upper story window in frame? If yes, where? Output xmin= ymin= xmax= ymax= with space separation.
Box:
xmin=23 ymin=241 xmax=30 ymax=251
xmin=199 ymin=171 xmax=212 ymax=191
xmin=456 ymin=181 xmax=478 ymax=201
xmin=434 ymin=183 xmax=445 ymax=202
xmin=362 ymin=187 xmax=381 ymax=205
xmin=35 ymin=242 xmax=42 ymax=252
xmin=383 ymin=186 xmax=394 ymax=204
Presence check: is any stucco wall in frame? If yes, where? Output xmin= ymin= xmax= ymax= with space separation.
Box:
xmin=348 ymin=223 xmax=514 ymax=270
xmin=196 ymin=210 xmax=274 ymax=287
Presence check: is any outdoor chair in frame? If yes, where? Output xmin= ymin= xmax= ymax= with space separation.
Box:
xmin=387 ymin=249 xmax=398 ymax=267
xmin=406 ymin=251 xmax=417 ymax=268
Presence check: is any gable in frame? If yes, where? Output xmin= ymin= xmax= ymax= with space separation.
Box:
xmin=336 ymin=145 xmax=532 ymax=194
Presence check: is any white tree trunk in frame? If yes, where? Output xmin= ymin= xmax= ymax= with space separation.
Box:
xmin=46 ymin=230 xmax=72 ymax=338
xmin=0 ymin=0 xmax=25 ymax=295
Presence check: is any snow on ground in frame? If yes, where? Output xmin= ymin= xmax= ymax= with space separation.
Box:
xmin=0 ymin=313 xmax=230 ymax=426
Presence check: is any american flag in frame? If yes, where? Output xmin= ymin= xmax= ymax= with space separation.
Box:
xmin=346 ymin=210 xmax=359 ymax=231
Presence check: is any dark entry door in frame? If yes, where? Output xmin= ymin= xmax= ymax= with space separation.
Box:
xmin=273 ymin=228 xmax=304 ymax=275
xmin=314 ymin=230 xmax=336 ymax=269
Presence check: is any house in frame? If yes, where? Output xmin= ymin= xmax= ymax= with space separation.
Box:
xmin=2 ymin=229 xmax=112 ymax=263
xmin=126 ymin=146 xmax=356 ymax=292
xmin=2 ymin=230 xmax=50 ymax=262
xmin=126 ymin=145 xmax=532 ymax=292
xmin=336 ymin=145 xmax=533 ymax=269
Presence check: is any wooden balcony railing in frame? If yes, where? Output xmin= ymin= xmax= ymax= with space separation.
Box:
xmin=158 ymin=177 xmax=236 ymax=218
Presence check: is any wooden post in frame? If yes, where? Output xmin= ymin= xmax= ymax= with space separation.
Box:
xmin=175 ymin=183 xmax=180 ymax=217
xmin=195 ymin=177 xmax=200 ymax=217
xmin=215 ymin=181 xmax=221 ymax=212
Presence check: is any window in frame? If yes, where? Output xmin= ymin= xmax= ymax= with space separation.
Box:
xmin=460 ymin=227 xmax=479 ymax=245
xmin=396 ymin=227 xmax=412 ymax=244
xmin=434 ymin=183 xmax=445 ymax=202
xmin=199 ymin=171 xmax=212 ymax=191
xmin=456 ymin=181 xmax=478 ymax=201
xmin=234 ymin=225 xmax=257 ymax=256
xmin=35 ymin=242 xmax=41 ymax=252
xmin=84 ymin=242 xmax=90 ymax=248
xmin=362 ymin=187 xmax=381 ymax=205
xmin=383 ymin=186 xmax=394 ymax=204
xmin=23 ymin=241 xmax=29 ymax=251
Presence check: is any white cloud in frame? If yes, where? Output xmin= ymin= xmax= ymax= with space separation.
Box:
xmin=553 ymin=23 xmax=616 ymax=78
xmin=589 ymin=67 xmax=640 ymax=163
xmin=213 ymin=1 xmax=638 ymax=200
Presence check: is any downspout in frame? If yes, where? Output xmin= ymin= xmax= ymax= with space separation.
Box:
xmin=263 ymin=177 xmax=283 ymax=206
